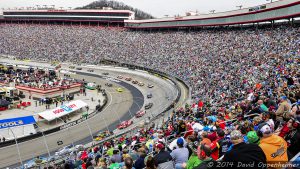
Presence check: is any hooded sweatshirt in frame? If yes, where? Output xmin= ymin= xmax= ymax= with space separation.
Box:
xmin=259 ymin=134 xmax=288 ymax=163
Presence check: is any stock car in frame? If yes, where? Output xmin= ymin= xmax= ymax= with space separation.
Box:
xmin=135 ymin=110 xmax=146 ymax=118
xmin=69 ymin=66 xmax=75 ymax=69
xmin=117 ymin=120 xmax=133 ymax=129
xmin=93 ymin=131 xmax=112 ymax=141
xmin=148 ymin=84 xmax=154 ymax=88
xmin=105 ymin=83 xmax=113 ymax=87
xmin=102 ymin=72 xmax=109 ymax=75
xmin=145 ymin=103 xmax=153 ymax=109
xmin=76 ymin=67 xmax=82 ymax=70
xmin=117 ymin=75 xmax=123 ymax=79
xmin=54 ymin=145 xmax=73 ymax=156
xmin=87 ymin=69 xmax=94 ymax=72
xmin=132 ymin=80 xmax=138 ymax=84
xmin=116 ymin=87 xmax=124 ymax=92
xmin=125 ymin=77 xmax=132 ymax=81
xmin=147 ymin=93 xmax=153 ymax=99
xmin=138 ymin=82 xmax=144 ymax=86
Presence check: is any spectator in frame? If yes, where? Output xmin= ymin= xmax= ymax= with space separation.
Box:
xmin=124 ymin=157 xmax=135 ymax=169
xmin=133 ymin=148 xmax=146 ymax=169
xmin=223 ymin=130 xmax=267 ymax=168
xmin=258 ymin=123 xmax=288 ymax=164
xmin=153 ymin=143 xmax=173 ymax=168
xmin=145 ymin=156 xmax=156 ymax=169
xmin=111 ymin=150 xmax=122 ymax=163
xmin=193 ymin=144 xmax=214 ymax=169
xmin=182 ymin=141 xmax=201 ymax=169
xmin=170 ymin=138 xmax=189 ymax=169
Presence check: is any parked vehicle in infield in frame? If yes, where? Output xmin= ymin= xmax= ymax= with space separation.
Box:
xmin=148 ymin=84 xmax=154 ymax=88
xmin=147 ymin=93 xmax=153 ymax=99
xmin=138 ymin=82 xmax=144 ymax=86
xmin=54 ymin=145 xmax=73 ymax=156
xmin=125 ymin=77 xmax=132 ymax=81
xmin=85 ymin=82 xmax=96 ymax=90
xmin=117 ymin=75 xmax=123 ymax=79
xmin=117 ymin=120 xmax=133 ymax=129
xmin=116 ymin=87 xmax=124 ymax=92
xmin=87 ymin=69 xmax=94 ymax=72
xmin=102 ymin=72 xmax=109 ymax=75
xmin=105 ymin=83 xmax=113 ymax=87
xmin=135 ymin=110 xmax=146 ymax=118
xmin=145 ymin=103 xmax=153 ymax=109
xmin=132 ymin=80 xmax=138 ymax=84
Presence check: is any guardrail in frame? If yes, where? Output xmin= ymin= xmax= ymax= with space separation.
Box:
xmin=87 ymin=60 xmax=187 ymax=147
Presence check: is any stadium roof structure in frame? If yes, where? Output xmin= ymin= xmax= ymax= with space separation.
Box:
xmin=124 ymin=0 xmax=300 ymax=29
xmin=1 ymin=9 xmax=135 ymax=24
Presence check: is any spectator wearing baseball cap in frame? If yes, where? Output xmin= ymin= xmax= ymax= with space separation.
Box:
xmin=170 ymin=138 xmax=189 ymax=169
xmin=153 ymin=143 xmax=173 ymax=168
xmin=258 ymin=123 xmax=288 ymax=164
xmin=223 ymin=130 xmax=267 ymax=168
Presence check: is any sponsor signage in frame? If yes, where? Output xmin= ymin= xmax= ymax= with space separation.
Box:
xmin=0 ymin=116 xmax=36 ymax=129
xmin=38 ymin=100 xmax=87 ymax=121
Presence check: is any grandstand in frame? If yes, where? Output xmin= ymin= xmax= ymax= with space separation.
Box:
xmin=125 ymin=0 xmax=300 ymax=29
xmin=0 ymin=0 xmax=300 ymax=168
xmin=1 ymin=9 xmax=135 ymax=26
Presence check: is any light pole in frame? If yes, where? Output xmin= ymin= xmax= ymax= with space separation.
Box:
xmin=35 ymin=124 xmax=51 ymax=159
xmin=84 ymin=107 xmax=94 ymax=142
xmin=57 ymin=117 xmax=75 ymax=147
xmin=34 ymin=124 xmax=51 ymax=168
xmin=8 ymin=127 xmax=23 ymax=166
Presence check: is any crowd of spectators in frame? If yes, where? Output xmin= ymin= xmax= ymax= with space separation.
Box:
xmin=0 ymin=24 xmax=300 ymax=168
xmin=0 ymin=65 xmax=78 ymax=90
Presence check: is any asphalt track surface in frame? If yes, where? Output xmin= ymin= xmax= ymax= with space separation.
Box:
xmin=0 ymin=61 xmax=184 ymax=168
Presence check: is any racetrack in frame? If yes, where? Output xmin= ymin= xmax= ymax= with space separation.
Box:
xmin=0 ymin=60 xmax=186 ymax=168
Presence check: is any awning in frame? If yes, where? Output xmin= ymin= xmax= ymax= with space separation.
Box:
xmin=38 ymin=100 xmax=87 ymax=121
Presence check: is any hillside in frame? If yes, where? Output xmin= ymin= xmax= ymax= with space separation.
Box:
xmin=77 ymin=0 xmax=155 ymax=20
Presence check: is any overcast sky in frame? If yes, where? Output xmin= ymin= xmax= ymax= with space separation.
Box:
xmin=0 ymin=0 xmax=277 ymax=17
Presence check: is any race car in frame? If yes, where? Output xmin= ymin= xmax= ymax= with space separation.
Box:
xmin=102 ymin=72 xmax=109 ymax=75
xmin=135 ymin=110 xmax=146 ymax=118
xmin=145 ymin=103 xmax=153 ymax=109
xmin=138 ymin=82 xmax=144 ymax=86
xmin=69 ymin=66 xmax=75 ymax=69
xmin=117 ymin=120 xmax=133 ymax=129
xmin=105 ymin=83 xmax=113 ymax=87
xmin=132 ymin=80 xmax=138 ymax=84
xmin=76 ymin=67 xmax=82 ymax=70
xmin=116 ymin=87 xmax=124 ymax=92
xmin=93 ymin=131 xmax=111 ymax=141
xmin=117 ymin=75 xmax=123 ymax=79
xmin=87 ymin=69 xmax=94 ymax=72
xmin=125 ymin=77 xmax=132 ymax=81
xmin=147 ymin=93 xmax=153 ymax=99
xmin=147 ymin=84 xmax=154 ymax=88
